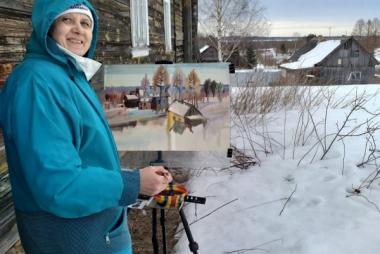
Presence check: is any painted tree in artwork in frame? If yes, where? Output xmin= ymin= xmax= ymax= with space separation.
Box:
xmin=140 ymin=73 xmax=150 ymax=97
xmin=172 ymin=68 xmax=184 ymax=100
xmin=186 ymin=69 xmax=201 ymax=107
xmin=204 ymin=79 xmax=211 ymax=102
xmin=216 ymin=81 xmax=224 ymax=101
xmin=210 ymin=80 xmax=217 ymax=97
xmin=152 ymin=65 xmax=170 ymax=111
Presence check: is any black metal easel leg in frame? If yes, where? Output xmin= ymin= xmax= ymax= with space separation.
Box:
xmin=160 ymin=209 xmax=167 ymax=254
xmin=151 ymin=151 xmax=165 ymax=165
xmin=152 ymin=208 xmax=159 ymax=254
xmin=179 ymin=208 xmax=199 ymax=254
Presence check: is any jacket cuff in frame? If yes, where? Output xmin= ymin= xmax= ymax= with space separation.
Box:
xmin=119 ymin=170 xmax=140 ymax=207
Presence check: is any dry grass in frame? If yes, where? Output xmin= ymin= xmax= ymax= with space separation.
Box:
xmin=129 ymin=208 xmax=180 ymax=254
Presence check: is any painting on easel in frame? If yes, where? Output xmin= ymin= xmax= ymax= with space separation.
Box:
xmin=101 ymin=63 xmax=230 ymax=151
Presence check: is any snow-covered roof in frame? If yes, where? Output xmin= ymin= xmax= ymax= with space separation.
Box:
xmin=375 ymin=48 xmax=380 ymax=63
xmin=126 ymin=95 xmax=138 ymax=100
xmin=200 ymin=45 xmax=210 ymax=54
xmin=186 ymin=115 xmax=204 ymax=120
xmin=280 ymin=40 xmax=341 ymax=70
xmin=168 ymin=101 xmax=191 ymax=116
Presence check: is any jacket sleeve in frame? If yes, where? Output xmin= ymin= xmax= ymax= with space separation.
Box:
xmin=12 ymin=79 xmax=140 ymax=218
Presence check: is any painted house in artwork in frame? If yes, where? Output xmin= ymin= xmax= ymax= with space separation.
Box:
xmin=280 ymin=37 xmax=379 ymax=84
xmin=123 ymin=94 xmax=139 ymax=108
xmin=167 ymin=100 xmax=206 ymax=134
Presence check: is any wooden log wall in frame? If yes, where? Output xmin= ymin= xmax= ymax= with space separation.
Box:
xmin=0 ymin=0 xmax=198 ymax=90
xmin=0 ymin=1 xmax=32 ymax=87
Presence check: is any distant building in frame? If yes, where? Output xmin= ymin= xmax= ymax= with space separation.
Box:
xmin=280 ymin=37 xmax=379 ymax=85
xmin=139 ymin=97 xmax=152 ymax=110
xmin=199 ymin=44 xmax=242 ymax=66
xmin=199 ymin=45 xmax=218 ymax=62
xmin=123 ymin=94 xmax=139 ymax=108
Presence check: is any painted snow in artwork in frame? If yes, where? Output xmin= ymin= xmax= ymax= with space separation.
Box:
xmin=171 ymin=84 xmax=380 ymax=254
xmin=102 ymin=63 xmax=230 ymax=151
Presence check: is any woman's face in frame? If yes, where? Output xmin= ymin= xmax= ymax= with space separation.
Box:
xmin=50 ymin=13 xmax=93 ymax=56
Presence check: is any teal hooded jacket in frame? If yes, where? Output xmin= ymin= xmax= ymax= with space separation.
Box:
xmin=0 ymin=0 xmax=139 ymax=253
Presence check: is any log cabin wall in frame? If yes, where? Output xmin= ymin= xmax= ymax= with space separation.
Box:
xmin=0 ymin=1 xmax=32 ymax=88
xmin=0 ymin=0 xmax=198 ymax=90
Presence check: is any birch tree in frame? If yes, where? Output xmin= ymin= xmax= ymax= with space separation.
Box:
xmin=172 ymin=68 xmax=184 ymax=100
xmin=199 ymin=0 xmax=269 ymax=62
xmin=186 ymin=69 xmax=201 ymax=107
xmin=352 ymin=19 xmax=366 ymax=36
xmin=140 ymin=74 xmax=150 ymax=97
xmin=352 ymin=18 xmax=380 ymax=52
xmin=152 ymin=65 xmax=170 ymax=111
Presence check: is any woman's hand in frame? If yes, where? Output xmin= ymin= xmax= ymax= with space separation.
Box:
xmin=139 ymin=166 xmax=173 ymax=196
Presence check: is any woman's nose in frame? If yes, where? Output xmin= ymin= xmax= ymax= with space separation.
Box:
xmin=71 ymin=21 xmax=83 ymax=34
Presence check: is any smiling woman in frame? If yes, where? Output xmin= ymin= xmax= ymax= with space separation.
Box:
xmin=50 ymin=8 xmax=93 ymax=56
xmin=50 ymin=14 xmax=92 ymax=56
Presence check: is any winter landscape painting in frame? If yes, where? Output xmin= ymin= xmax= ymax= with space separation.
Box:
xmin=102 ymin=63 xmax=230 ymax=151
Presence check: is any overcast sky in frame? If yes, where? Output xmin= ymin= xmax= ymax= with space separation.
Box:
xmin=264 ymin=0 xmax=380 ymax=37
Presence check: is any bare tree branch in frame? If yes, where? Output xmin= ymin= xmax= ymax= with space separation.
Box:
xmin=279 ymin=184 xmax=297 ymax=216
xmin=223 ymin=238 xmax=283 ymax=254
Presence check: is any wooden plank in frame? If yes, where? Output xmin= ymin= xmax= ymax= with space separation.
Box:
xmin=0 ymin=224 xmax=19 ymax=254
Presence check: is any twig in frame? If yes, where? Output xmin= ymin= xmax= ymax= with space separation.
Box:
xmin=223 ymin=238 xmax=283 ymax=254
xmin=357 ymin=125 xmax=378 ymax=168
xmin=283 ymin=108 xmax=287 ymax=160
xmin=347 ymin=193 xmax=380 ymax=213
xmin=320 ymin=103 xmax=359 ymax=160
xmin=279 ymin=184 xmax=297 ymax=216
xmin=177 ymin=198 xmax=239 ymax=233
xmin=341 ymin=137 xmax=346 ymax=176
xmin=246 ymin=198 xmax=287 ymax=210
xmin=297 ymin=133 xmax=336 ymax=166
xmin=307 ymin=108 xmax=325 ymax=152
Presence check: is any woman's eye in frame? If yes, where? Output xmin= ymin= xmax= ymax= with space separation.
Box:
xmin=81 ymin=21 xmax=91 ymax=28
xmin=62 ymin=17 xmax=72 ymax=24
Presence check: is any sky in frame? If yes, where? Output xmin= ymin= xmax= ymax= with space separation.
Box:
xmin=264 ymin=0 xmax=380 ymax=37
xmin=104 ymin=63 xmax=230 ymax=87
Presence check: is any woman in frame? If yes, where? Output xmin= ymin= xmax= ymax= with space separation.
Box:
xmin=0 ymin=0 xmax=172 ymax=253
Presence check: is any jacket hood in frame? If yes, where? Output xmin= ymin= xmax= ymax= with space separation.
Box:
xmin=26 ymin=0 xmax=98 ymax=63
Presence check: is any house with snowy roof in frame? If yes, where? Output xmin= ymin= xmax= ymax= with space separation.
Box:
xmin=280 ymin=37 xmax=379 ymax=84
xmin=167 ymin=100 xmax=206 ymax=134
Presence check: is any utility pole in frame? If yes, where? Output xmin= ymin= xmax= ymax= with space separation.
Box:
xmin=328 ymin=26 xmax=332 ymax=37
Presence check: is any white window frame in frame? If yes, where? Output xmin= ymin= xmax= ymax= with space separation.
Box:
xmin=130 ymin=0 xmax=150 ymax=58
xmin=351 ymin=49 xmax=360 ymax=58
xmin=163 ymin=0 xmax=172 ymax=52
xmin=348 ymin=71 xmax=362 ymax=81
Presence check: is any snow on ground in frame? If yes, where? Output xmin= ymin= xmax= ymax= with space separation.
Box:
xmin=173 ymin=85 xmax=380 ymax=254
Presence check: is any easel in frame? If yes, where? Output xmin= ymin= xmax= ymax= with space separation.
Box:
xmin=134 ymin=61 xmax=235 ymax=253
xmin=136 ymin=193 xmax=205 ymax=254
xmin=146 ymin=151 xmax=206 ymax=254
